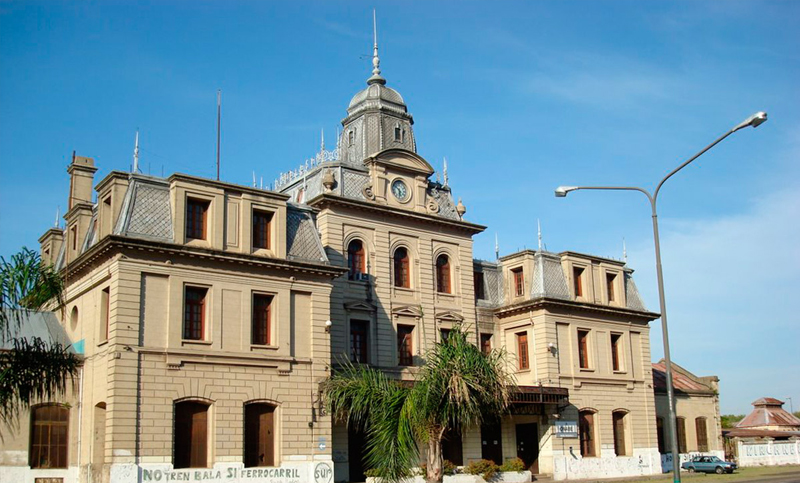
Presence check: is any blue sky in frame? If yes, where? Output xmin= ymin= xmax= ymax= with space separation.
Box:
xmin=1 ymin=1 xmax=797 ymax=415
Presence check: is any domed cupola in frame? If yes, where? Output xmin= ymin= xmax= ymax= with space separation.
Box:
xmin=339 ymin=14 xmax=416 ymax=165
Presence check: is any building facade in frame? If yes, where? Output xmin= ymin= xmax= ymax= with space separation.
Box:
xmin=2 ymin=42 xmax=671 ymax=483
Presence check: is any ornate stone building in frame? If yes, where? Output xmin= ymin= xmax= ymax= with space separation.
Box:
xmin=2 ymin=34 xmax=677 ymax=483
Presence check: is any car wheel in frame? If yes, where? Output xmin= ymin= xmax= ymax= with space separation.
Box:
xmin=687 ymin=468 xmax=695 ymax=473
xmin=715 ymin=466 xmax=724 ymax=474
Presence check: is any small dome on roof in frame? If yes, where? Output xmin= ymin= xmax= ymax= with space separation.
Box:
xmin=347 ymin=83 xmax=407 ymax=112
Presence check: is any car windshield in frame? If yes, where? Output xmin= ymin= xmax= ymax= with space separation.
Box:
xmin=708 ymin=457 xmax=721 ymax=462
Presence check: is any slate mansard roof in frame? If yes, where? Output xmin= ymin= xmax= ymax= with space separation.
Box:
xmin=56 ymin=173 xmax=329 ymax=269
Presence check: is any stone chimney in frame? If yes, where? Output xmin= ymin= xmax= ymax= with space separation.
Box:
xmin=64 ymin=153 xmax=98 ymax=263
xmin=38 ymin=228 xmax=64 ymax=267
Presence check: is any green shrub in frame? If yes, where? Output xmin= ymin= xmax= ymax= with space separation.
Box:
xmin=465 ymin=459 xmax=499 ymax=480
xmin=499 ymin=457 xmax=526 ymax=472
xmin=418 ymin=461 xmax=458 ymax=477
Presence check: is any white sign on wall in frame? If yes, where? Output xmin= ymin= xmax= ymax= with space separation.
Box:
xmin=555 ymin=421 xmax=578 ymax=438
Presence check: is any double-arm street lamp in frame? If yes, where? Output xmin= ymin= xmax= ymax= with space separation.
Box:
xmin=555 ymin=111 xmax=767 ymax=483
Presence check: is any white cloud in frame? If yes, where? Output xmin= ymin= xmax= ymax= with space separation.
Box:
xmin=627 ymin=187 xmax=800 ymax=413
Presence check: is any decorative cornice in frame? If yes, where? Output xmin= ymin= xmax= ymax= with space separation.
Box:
xmin=494 ymin=296 xmax=659 ymax=321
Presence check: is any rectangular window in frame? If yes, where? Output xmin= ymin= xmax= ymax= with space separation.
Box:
xmin=440 ymin=328 xmax=451 ymax=343
xmin=183 ymin=286 xmax=208 ymax=340
xmin=101 ymin=287 xmax=110 ymax=341
xmin=244 ymin=404 xmax=275 ymax=467
xmin=30 ymin=405 xmax=69 ymax=469
xmin=677 ymin=417 xmax=687 ymax=454
xmin=252 ymin=210 xmax=272 ymax=250
xmin=70 ymin=225 xmax=78 ymax=251
xmin=252 ymin=294 xmax=272 ymax=345
xmin=512 ymin=268 xmax=524 ymax=297
xmin=397 ymin=324 xmax=414 ymax=366
xmin=480 ymin=333 xmax=492 ymax=355
xmin=606 ymin=273 xmax=616 ymax=302
xmin=350 ymin=320 xmax=369 ymax=363
xmin=613 ymin=412 xmax=627 ymax=456
xmin=696 ymin=418 xmax=708 ymax=452
xmin=516 ymin=332 xmax=529 ymax=370
xmin=656 ymin=417 xmax=665 ymax=454
xmin=578 ymin=329 xmax=590 ymax=369
xmin=103 ymin=196 xmax=112 ymax=234
xmin=611 ymin=333 xmax=622 ymax=371
xmin=186 ymin=198 xmax=209 ymax=240
xmin=573 ymin=267 xmax=583 ymax=297
xmin=474 ymin=272 xmax=485 ymax=300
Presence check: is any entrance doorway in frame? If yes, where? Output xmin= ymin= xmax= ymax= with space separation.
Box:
xmin=348 ymin=426 xmax=367 ymax=482
xmin=442 ymin=426 xmax=463 ymax=465
xmin=481 ymin=422 xmax=503 ymax=465
xmin=516 ymin=423 xmax=540 ymax=473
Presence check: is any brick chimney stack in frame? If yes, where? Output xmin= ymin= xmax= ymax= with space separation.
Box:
xmin=64 ymin=153 xmax=98 ymax=263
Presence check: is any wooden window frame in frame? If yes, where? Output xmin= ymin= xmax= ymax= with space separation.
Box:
xmin=252 ymin=294 xmax=273 ymax=346
xmin=578 ymin=329 xmax=590 ymax=369
xmin=349 ymin=320 xmax=369 ymax=363
xmin=174 ymin=401 xmax=209 ymax=469
xmin=347 ymin=240 xmax=366 ymax=281
xmin=397 ymin=324 xmax=414 ymax=366
xmin=183 ymin=286 xmax=208 ymax=341
xmin=244 ymin=403 xmax=276 ymax=467
xmin=606 ymin=272 xmax=616 ymax=302
xmin=611 ymin=332 xmax=623 ymax=371
xmin=29 ymin=404 xmax=69 ymax=469
xmin=393 ymin=247 xmax=410 ymax=288
xmin=186 ymin=198 xmax=210 ymax=241
xmin=474 ymin=271 xmax=485 ymax=300
xmin=101 ymin=287 xmax=110 ymax=342
xmin=677 ymin=417 xmax=687 ymax=454
xmin=656 ymin=417 xmax=665 ymax=454
xmin=512 ymin=268 xmax=524 ymax=297
xmin=613 ymin=411 xmax=627 ymax=456
xmin=252 ymin=209 xmax=273 ymax=250
xmin=579 ymin=410 xmax=596 ymax=457
xmin=516 ymin=331 xmax=529 ymax=370
xmin=573 ymin=266 xmax=584 ymax=297
xmin=480 ymin=333 xmax=492 ymax=356
xmin=435 ymin=254 xmax=451 ymax=294
xmin=696 ymin=417 xmax=709 ymax=452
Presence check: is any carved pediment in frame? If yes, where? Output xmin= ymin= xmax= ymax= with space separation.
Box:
xmin=435 ymin=311 xmax=464 ymax=323
xmin=366 ymin=149 xmax=434 ymax=177
xmin=344 ymin=300 xmax=377 ymax=313
xmin=392 ymin=305 xmax=423 ymax=318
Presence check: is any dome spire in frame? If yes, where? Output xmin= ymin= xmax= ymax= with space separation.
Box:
xmin=367 ymin=9 xmax=386 ymax=86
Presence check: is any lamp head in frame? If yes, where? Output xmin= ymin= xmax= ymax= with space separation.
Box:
xmin=733 ymin=111 xmax=768 ymax=132
xmin=554 ymin=186 xmax=578 ymax=198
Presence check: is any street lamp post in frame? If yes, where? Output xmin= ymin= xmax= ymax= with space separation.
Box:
xmin=555 ymin=112 xmax=767 ymax=483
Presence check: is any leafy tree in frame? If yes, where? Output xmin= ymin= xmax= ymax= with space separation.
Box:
xmin=323 ymin=325 xmax=515 ymax=483
xmin=721 ymin=414 xmax=745 ymax=428
xmin=0 ymin=248 xmax=80 ymax=425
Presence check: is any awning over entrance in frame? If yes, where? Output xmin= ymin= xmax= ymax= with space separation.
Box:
xmin=510 ymin=385 xmax=568 ymax=415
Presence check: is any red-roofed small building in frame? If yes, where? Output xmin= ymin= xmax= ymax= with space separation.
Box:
xmin=736 ymin=398 xmax=800 ymax=432
xmin=652 ymin=360 xmax=723 ymax=470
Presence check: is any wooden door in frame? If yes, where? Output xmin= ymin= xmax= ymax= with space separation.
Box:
xmin=481 ymin=422 xmax=503 ymax=465
xmin=516 ymin=423 xmax=539 ymax=473
xmin=348 ymin=426 xmax=367 ymax=482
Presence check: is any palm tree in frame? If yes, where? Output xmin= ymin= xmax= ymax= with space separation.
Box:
xmin=323 ymin=325 xmax=515 ymax=483
xmin=0 ymin=247 xmax=80 ymax=425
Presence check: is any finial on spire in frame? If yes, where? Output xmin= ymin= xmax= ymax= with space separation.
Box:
xmin=367 ymin=10 xmax=386 ymax=85
xmin=55 ymin=206 xmax=60 ymax=228
xmin=537 ymin=219 xmax=543 ymax=251
xmin=320 ymin=128 xmax=325 ymax=153
xmin=133 ymin=130 xmax=140 ymax=174
xmin=623 ymin=238 xmax=628 ymax=264
xmin=443 ymin=157 xmax=449 ymax=187
xmin=495 ymin=233 xmax=499 ymax=260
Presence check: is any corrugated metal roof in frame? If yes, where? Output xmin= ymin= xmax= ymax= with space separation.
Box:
xmin=0 ymin=309 xmax=75 ymax=353
xmin=736 ymin=398 xmax=800 ymax=429
xmin=652 ymin=362 xmax=712 ymax=393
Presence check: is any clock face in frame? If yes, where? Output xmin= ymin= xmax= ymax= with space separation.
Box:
xmin=391 ymin=179 xmax=409 ymax=201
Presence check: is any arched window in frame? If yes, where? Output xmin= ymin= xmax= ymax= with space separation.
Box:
xmin=676 ymin=417 xmax=687 ymax=454
xmin=435 ymin=254 xmax=451 ymax=293
xmin=347 ymin=240 xmax=366 ymax=280
xmin=174 ymin=400 xmax=210 ymax=469
xmin=393 ymin=247 xmax=410 ymax=288
xmin=70 ymin=306 xmax=79 ymax=331
xmin=245 ymin=403 xmax=276 ymax=467
xmin=579 ymin=410 xmax=596 ymax=457
xmin=30 ymin=404 xmax=69 ymax=468
xmin=612 ymin=410 xmax=627 ymax=456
